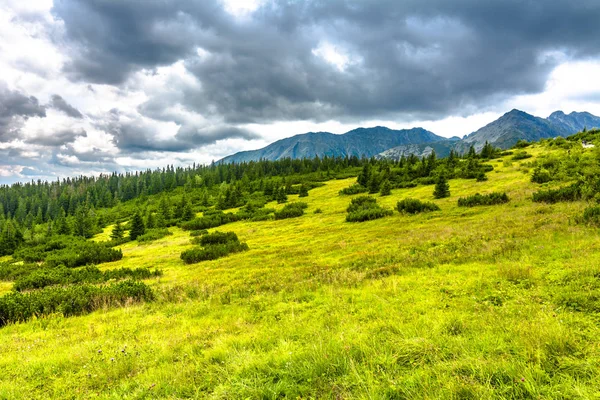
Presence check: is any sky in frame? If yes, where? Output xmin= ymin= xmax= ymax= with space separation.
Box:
xmin=2 ymin=0 xmax=600 ymax=184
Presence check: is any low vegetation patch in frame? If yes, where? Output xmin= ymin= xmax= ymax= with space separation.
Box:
xmin=136 ymin=228 xmax=173 ymax=243
xmin=274 ymin=202 xmax=308 ymax=220
xmin=457 ymin=192 xmax=510 ymax=207
xmin=0 ymin=280 xmax=154 ymax=327
xmin=181 ymin=231 xmax=249 ymax=264
xmin=346 ymin=196 xmax=393 ymax=222
xmin=13 ymin=236 xmax=123 ymax=268
xmin=532 ymin=183 xmax=581 ymax=203
xmin=339 ymin=184 xmax=368 ymax=195
xmin=13 ymin=266 xmax=161 ymax=292
xmin=396 ymin=198 xmax=440 ymax=214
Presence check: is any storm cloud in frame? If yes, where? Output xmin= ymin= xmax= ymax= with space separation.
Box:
xmin=0 ymin=84 xmax=46 ymax=141
xmin=1 ymin=0 xmax=600 ymax=183
xmin=52 ymin=0 xmax=600 ymax=123
xmin=50 ymin=95 xmax=83 ymax=118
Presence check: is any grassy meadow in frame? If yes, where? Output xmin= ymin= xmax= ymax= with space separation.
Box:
xmin=1 ymin=144 xmax=600 ymax=399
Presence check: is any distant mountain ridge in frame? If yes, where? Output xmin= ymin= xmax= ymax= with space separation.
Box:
xmin=219 ymin=127 xmax=445 ymax=163
xmin=219 ymin=110 xmax=600 ymax=163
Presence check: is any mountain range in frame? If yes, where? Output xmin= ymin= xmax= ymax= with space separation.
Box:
xmin=220 ymin=110 xmax=600 ymax=163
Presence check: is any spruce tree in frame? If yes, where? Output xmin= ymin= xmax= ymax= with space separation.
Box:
xmin=181 ymin=201 xmax=195 ymax=221
xmin=276 ymin=187 xmax=288 ymax=204
xmin=129 ymin=212 xmax=146 ymax=240
xmin=110 ymin=221 xmax=125 ymax=240
xmin=368 ymin=176 xmax=380 ymax=194
xmin=145 ymin=211 xmax=156 ymax=229
xmin=433 ymin=175 xmax=450 ymax=199
xmin=380 ymin=180 xmax=392 ymax=196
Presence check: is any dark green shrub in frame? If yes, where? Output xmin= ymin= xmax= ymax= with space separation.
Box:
xmin=13 ymin=266 xmax=161 ymax=291
xmin=458 ymin=192 xmax=510 ymax=207
xmin=346 ymin=208 xmax=393 ymax=222
xmin=197 ymin=231 xmax=239 ymax=246
xmin=513 ymin=140 xmax=531 ymax=149
xmin=179 ymin=211 xmax=240 ymax=231
xmin=531 ymin=166 xmax=552 ymax=184
xmin=274 ymin=202 xmax=308 ymax=220
xmin=339 ymin=184 xmax=368 ymax=195
xmin=0 ymin=280 xmax=154 ymax=327
xmin=346 ymin=196 xmax=393 ymax=222
xmin=579 ymin=206 xmax=600 ymax=226
xmin=396 ymin=198 xmax=440 ymax=214
xmin=347 ymin=196 xmax=377 ymax=213
xmin=512 ymin=150 xmax=532 ymax=160
xmin=137 ymin=228 xmax=173 ymax=243
xmin=180 ymin=242 xmax=249 ymax=264
xmin=190 ymin=229 xmax=209 ymax=237
xmin=14 ymin=237 xmax=123 ymax=269
xmin=532 ymin=184 xmax=581 ymax=203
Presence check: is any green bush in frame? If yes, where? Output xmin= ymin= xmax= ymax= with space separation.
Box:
xmin=396 ymin=198 xmax=440 ymax=214
xmin=196 ymin=231 xmax=239 ymax=246
xmin=532 ymin=184 xmax=581 ymax=203
xmin=12 ymin=266 xmax=161 ymax=292
xmin=179 ymin=211 xmax=240 ymax=231
xmin=339 ymin=184 xmax=368 ymax=195
xmin=458 ymin=192 xmax=510 ymax=207
xmin=274 ymin=202 xmax=308 ymax=220
xmin=190 ymin=229 xmax=209 ymax=237
xmin=14 ymin=237 xmax=123 ymax=269
xmin=347 ymin=196 xmax=377 ymax=213
xmin=181 ymin=242 xmax=249 ymax=264
xmin=137 ymin=228 xmax=173 ymax=243
xmin=346 ymin=196 xmax=393 ymax=222
xmin=346 ymin=208 xmax=393 ymax=222
xmin=512 ymin=150 xmax=532 ymax=160
xmin=0 ymin=280 xmax=154 ymax=327
xmin=579 ymin=206 xmax=600 ymax=226
xmin=531 ymin=166 xmax=552 ymax=184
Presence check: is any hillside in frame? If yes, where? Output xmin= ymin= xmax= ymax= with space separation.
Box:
xmin=220 ymin=127 xmax=446 ymax=163
xmin=0 ymin=133 xmax=600 ymax=398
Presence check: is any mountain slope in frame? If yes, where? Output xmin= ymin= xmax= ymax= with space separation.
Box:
xmin=456 ymin=109 xmax=568 ymax=152
xmin=547 ymin=111 xmax=600 ymax=133
xmin=219 ymin=127 xmax=446 ymax=163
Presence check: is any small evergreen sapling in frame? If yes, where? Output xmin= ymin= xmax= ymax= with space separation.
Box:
xmin=110 ymin=221 xmax=125 ymax=240
xmin=433 ymin=175 xmax=450 ymax=199
xmin=380 ymin=180 xmax=392 ymax=196
xmin=129 ymin=212 xmax=146 ymax=240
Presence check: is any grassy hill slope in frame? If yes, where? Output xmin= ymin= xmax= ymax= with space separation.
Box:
xmin=0 ymin=144 xmax=600 ymax=398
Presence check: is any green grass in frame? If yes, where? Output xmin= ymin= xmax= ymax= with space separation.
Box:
xmin=1 ymin=145 xmax=600 ymax=398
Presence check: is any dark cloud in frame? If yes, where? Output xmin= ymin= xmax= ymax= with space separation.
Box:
xmin=52 ymin=0 xmax=600 ymax=125
xmin=24 ymin=128 xmax=86 ymax=147
xmin=100 ymin=109 xmax=258 ymax=153
xmin=0 ymin=84 xmax=46 ymax=141
xmin=50 ymin=94 xmax=83 ymax=118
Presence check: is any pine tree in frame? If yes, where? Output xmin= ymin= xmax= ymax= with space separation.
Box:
xmin=145 ymin=211 xmax=156 ymax=229
xmin=55 ymin=209 xmax=71 ymax=235
xmin=380 ymin=180 xmax=392 ymax=196
xmin=276 ymin=187 xmax=288 ymax=204
xmin=433 ymin=175 xmax=450 ymax=199
xmin=357 ymin=164 xmax=371 ymax=187
xmin=181 ymin=201 xmax=195 ymax=221
xmin=129 ymin=212 xmax=146 ymax=240
xmin=368 ymin=175 xmax=380 ymax=194
xmin=110 ymin=221 xmax=125 ymax=240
